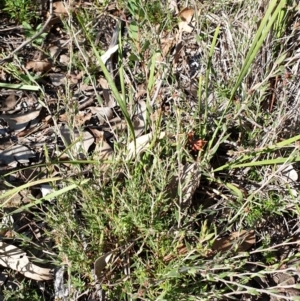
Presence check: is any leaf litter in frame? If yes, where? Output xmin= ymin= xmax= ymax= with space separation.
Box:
xmin=0 ymin=0 xmax=299 ymax=299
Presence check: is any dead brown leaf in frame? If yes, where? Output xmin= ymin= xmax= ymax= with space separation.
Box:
xmin=178 ymin=8 xmax=195 ymax=33
xmin=98 ymin=77 xmax=116 ymax=107
xmin=66 ymin=71 xmax=83 ymax=84
xmin=0 ymin=242 xmax=53 ymax=280
xmin=162 ymin=38 xmax=175 ymax=57
xmin=127 ymin=132 xmax=166 ymax=160
xmin=94 ymin=252 xmax=113 ymax=280
xmin=59 ymin=127 xmax=95 ymax=157
xmin=1 ymin=93 xmax=17 ymax=110
xmin=59 ymin=111 xmax=92 ymax=126
xmin=166 ymin=163 xmax=201 ymax=208
xmin=133 ymin=100 xmax=147 ymax=138
xmin=59 ymin=54 xmax=70 ymax=64
xmin=212 ymin=230 xmax=255 ymax=253
xmin=0 ymin=109 xmax=41 ymax=133
xmin=0 ymin=144 xmax=35 ymax=166
xmin=48 ymin=45 xmax=61 ymax=58
xmin=90 ymin=129 xmax=114 ymax=160
xmin=52 ymin=1 xmax=69 ymax=15
xmin=87 ymin=107 xmax=114 ymax=125
xmin=26 ymin=61 xmax=52 ymax=73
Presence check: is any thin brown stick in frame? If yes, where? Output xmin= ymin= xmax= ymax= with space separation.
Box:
xmin=0 ymin=0 xmax=53 ymax=65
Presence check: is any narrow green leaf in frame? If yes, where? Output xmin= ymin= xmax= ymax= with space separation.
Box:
xmin=0 ymin=177 xmax=62 ymax=208
xmin=0 ymin=82 xmax=40 ymax=91
xmin=11 ymin=180 xmax=88 ymax=214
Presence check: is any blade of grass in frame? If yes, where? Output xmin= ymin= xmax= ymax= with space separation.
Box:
xmin=205 ymin=25 xmax=220 ymax=133
xmin=226 ymin=156 xmax=300 ymax=169
xmin=209 ymin=0 xmax=287 ymax=148
xmin=214 ymin=134 xmax=300 ymax=172
xmin=11 ymin=179 xmax=89 ymax=214
xmin=0 ymin=177 xmax=62 ymax=207
xmin=76 ymin=15 xmax=136 ymax=151
xmin=0 ymin=82 xmax=40 ymax=91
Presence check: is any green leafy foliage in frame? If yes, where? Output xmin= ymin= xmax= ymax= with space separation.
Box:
xmin=3 ymin=0 xmax=38 ymax=24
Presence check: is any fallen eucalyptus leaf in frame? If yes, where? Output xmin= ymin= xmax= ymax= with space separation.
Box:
xmin=101 ymin=45 xmax=118 ymax=64
xmin=90 ymin=129 xmax=114 ymax=160
xmin=98 ymin=77 xmax=116 ymax=107
xmin=1 ymin=93 xmax=17 ymax=110
xmin=0 ymin=145 xmax=35 ymax=166
xmin=88 ymin=107 xmax=114 ymax=124
xmin=127 ymin=132 xmax=165 ymax=160
xmin=94 ymin=252 xmax=113 ymax=280
xmin=133 ymin=100 xmax=147 ymax=138
xmin=53 ymin=1 xmax=69 ymax=15
xmin=281 ymin=164 xmax=298 ymax=183
xmin=26 ymin=61 xmax=52 ymax=73
xmin=178 ymin=8 xmax=195 ymax=33
xmin=166 ymin=163 xmax=201 ymax=208
xmin=0 ymin=242 xmax=53 ymax=280
xmin=60 ymin=127 xmax=94 ymax=156
xmin=59 ymin=54 xmax=70 ymax=64
xmin=212 ymin=230 xmax=255 ymax=253
xmin=40 ymin=184 xmax=53 ymax=198
xmin=0 ymin=109 xmax=41 ymax=133
xmin=74 ymin=130 xmax=94 ymax=155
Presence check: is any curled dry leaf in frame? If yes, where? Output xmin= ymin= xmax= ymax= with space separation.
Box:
xmin=102 ymin=116 xmax=127 ymax=132
xmin=90 ymin=129 xmax=114 ymax=160
xmin=0 ymin=109 xmax=41 ymax=133
xmin=48 ymin=45 xmax=61 ymax=58
xmin=0 ymin=242 xmax=53 ymax=280
xmin=127 ymin=132 xmax=166 ymax=160
xmin=59 ymin=54 xmax=70 ymax=64
xmin=0 ymin=144 xmax=35 ymax=166
xmin=101 ymin=45 xmax=118 ymax=64
xmin=54 ymin=266 xmax=69 ymax=299
xmin=52 ymin=1 xmax=69 ymax=15
xmin=60 ymin=127 xmax=94 ymax=156
xmin=26 ymin=61 xmax=52 ymax=73
xmin=133 ymin=100 xmax=147 ymax=138
xmin=66 ymin=71 xmax=83 ymax=84
xmin=88 ymin=107 xmax=114 ymax=124
xmin=166 ymin=163 xmax=201 ymax=208
xmin=49 ymin=73 xmax=65 ymax=86
xmin=59 ymin=111 xmax=92 ymax=126
xmin=280 ymin=164 xmax=298 ymax=183
xmin=94 ymin=252 xmax=113 ymax=280
xmin=168 ymin=0 xmax=179 ymax=13
xmin=98 ymin=77 xmax=116 ymax=107
xmin=1 ymin=93 xmax=17 ymax=110
xmin=40 ymin=184 xmax=53 ymax=198
xmin=178 ymin=8 xmax=195 ymax=33
xmin=160 ymin=37 xmax=175 ymax=59
xmin=212 ymin=230 xmax=255 ymax=253
xmin=74 ymin=130 xmax=94 ymax=155
xmin=187 ymin=132 xmax=207 ymax=151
